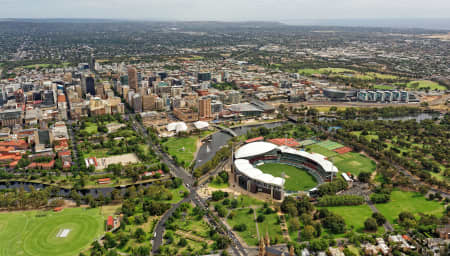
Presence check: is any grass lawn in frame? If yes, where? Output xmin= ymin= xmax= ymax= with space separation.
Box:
xmin=407 ymin=80 xmax=446 ymax=90
xmin=163 ymin=185 xmax=189 ymax=204
xmin=375 ymin=190 xmax=445 ymax=225
xmin=209 ymin=182 xmax=230 ymax=189
xmin=306 ymin=144 xmax=338 ymax=157
xmin=0 ymin=208 xmax=104 ymax=256
xmin=331 ymin=152 xmax=376 ymax=176
xmin=314 ymin=106 xmax=348 ymax=113
xmin=227 ymin=209 xmax=259 ymax=246
xmin=163 ymin=136 xmax=198 ymax=168
xmin=316 ymin=140 xmax=344 ymax=150
xmin=258 ymin=163 xmax=318 ymax=191
xmin=256 ymin=210 xmax=283 ymax=244
xmin=374 ymin=84 xmax=394 ymax=90
xmin=325 ymin=204 xmax=375 ymax=233
xmin=83 ymin=122 xmax=98 ymax=134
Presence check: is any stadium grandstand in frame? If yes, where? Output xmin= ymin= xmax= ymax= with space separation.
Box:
xmin=233 ymin=141 xmax=338 ymax=200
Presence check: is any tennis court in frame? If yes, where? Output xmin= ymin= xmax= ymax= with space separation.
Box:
xmin=334 ymin=146 xmax=352 ymax=154
xmin=315 ymin=140 xmax=344 ymax=150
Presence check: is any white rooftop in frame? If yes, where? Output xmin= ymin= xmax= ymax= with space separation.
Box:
xmin=234 ymin=159 xmax=285 ymax=187
xmin=234 ymin=141 xmax=278 ymax=159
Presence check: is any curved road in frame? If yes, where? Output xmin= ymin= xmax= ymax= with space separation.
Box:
xmin=131 ymin=116 xmax=246 ymax=256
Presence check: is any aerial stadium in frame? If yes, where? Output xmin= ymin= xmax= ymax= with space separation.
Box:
xmin=232 ymin=141 xmax=338 ymax=200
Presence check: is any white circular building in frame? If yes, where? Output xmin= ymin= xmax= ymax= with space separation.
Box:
xmin=233 ymin=141 xmax=338 ymax=200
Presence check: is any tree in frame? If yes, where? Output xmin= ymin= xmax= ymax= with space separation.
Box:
xmin=309 ymin=239 xmax=328 ymax=251
xmin=302 ymin=225 xmax=316 ymax=240
xmin=178 ymin=238 xmax=187 ymax=247
xmin=372 ymin=212 xmax=386 ymax=226
xmin=364 ymin=218 xmax=378 ymax=232
xmin=134 ymin=228 xmax=146 ymax=243
xmin=358 ymin=172 xmax=371 ymax=183
xmin=257 ymin=215 xmax=265 ymax=222
xmin=288 ymin=218 xmax=300 ymax=232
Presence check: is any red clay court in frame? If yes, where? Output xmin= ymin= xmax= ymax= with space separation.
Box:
xmin=334 ymin=146 xmax=353 ymax=154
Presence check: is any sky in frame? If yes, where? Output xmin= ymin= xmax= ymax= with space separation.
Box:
xmin=1 ymin=0 xmax=449 ymax=21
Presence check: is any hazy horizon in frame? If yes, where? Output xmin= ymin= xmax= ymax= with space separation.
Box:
xmin=1 ymin=0 xmax=449 ymax=21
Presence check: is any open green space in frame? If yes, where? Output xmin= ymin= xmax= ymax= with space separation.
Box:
xmin=83 ymin=122 xmax=99 ymax=135
xmin=163 ymin=185 xmax=189 ymax=204
xmin=0 ymin=208 xmax=104 ymax=256
xmin=256 ymin=210 xmax=283 ymax=243
xmin=373 ymin=84 xmax=394 ymax=90
xmin=316 ymin=140 xmax=344 ymax=150
xmin=406 ymin=80 xmax=446 ymax=90
xmin=258 ymin=163 xmax=318 ymax=191
xmin=325 ymin=204 xmax=375 ymax=233
xmin=306 ymin=144 xmax=338 ymax=157
xmin=227 ymin=208 xmax=259 ymax=246
xmin=297 ymin=68 xmax=400 ymax=81
xmin=331 ymin=152 xmax=376 ymax=176
xmin=19 ymin=62 xmax=71 ymax=69
xmin=350 ymin=131 xmax=379 ymax=142
xmin=162 ymin=136 xmax=198 ymax=168
xmin=375 ymin=190 xmax=444 ymax=225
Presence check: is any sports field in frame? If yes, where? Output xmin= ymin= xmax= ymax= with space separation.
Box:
xmin=0 ymin=208 xmax=104 ymax=256
xmin=331 ymin=152 xmax=376 ymax=175
xmin=315 ymin=140 xmax=344 ymax=150
xmin=375 ymin=190 xmax=444 ymax=225
xmin=306 ymin=144 xmax=338 ymax=157
xmin=258 ymin=163 xmax=318 ymax=191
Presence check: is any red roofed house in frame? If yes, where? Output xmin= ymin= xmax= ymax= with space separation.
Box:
xmin=54 ymin=139 xmax=69 ymax=152
xmin=107 ymin=216 xmax=114 ymax=228
xmin=26 ymin=160 xmax=55 ymax=170
xmin=268 ymin=138 xmax=300 ymax=148
xmin=0 ymin=140 xmax=29 ymax=150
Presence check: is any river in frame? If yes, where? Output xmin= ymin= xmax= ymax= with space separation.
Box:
xmin=0 ymin=180 xmax=160 ymax=198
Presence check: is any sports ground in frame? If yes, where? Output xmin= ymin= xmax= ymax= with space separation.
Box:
xmin=0 ymin=208 xmax=104 ymax=256
xmin=306 ymin=140 xmax=376 ymax=175
xmin=258 ymin=163 xmax=318 ymax=191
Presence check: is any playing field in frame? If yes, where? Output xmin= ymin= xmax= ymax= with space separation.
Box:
xmin=306 ymin=144 xmax=338 ymax=157
xmin=331 ymin=152 xmax=376 ymax=175
xmin=258 ymin=163 xmax=318 ymax=191
xmin=315 ymin=140 xmax=344 ymax=150
xmin=375 ymin=190 xmax=444 ymax=225
xmin=0 ymin=208 xmax=104 ymax=256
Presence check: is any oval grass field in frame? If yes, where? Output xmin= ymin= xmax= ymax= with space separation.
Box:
xmin=257 ymin=163 xmax=318 ymax=191
xmin=0 ymin=208 xmax=104 ymax=256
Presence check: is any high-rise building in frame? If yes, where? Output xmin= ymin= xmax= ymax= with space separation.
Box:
xmin=133 ymin=94 xmax=142 ymax=113
xmin=198 ymin=72 xmax=211 ymax=82
xmin=199 ymin=98 xmax=212 ymax=121
xmin=85 ymin=76 xmax=95 ymax=96
xmin=128 ymin=67 xmax=138 ymax=92
xmin=142 ymin=94 xmax=157 ymax=111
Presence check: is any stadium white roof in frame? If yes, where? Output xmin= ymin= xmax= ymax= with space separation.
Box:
xmin=234 ymin=159 xmax=285 ymax=187
xmin=234 ymin=141 xmax=278 ymax=159
xmin=278 ymin=145 xmax=338 ymax=173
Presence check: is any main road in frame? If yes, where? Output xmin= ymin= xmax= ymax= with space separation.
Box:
xmin=130 ymin=115 xmax=247 ymax=256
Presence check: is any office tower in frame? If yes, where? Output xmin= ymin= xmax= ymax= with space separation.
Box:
xmin=199 ymin=98 xmax=212 ymax=120
xmin=85 ymin=76 xmax=95 ymax=96
xmin=197 ymin=72 xmax=211 ymax=82
xmin=128 ymin=67 xmax=138 ymax=92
